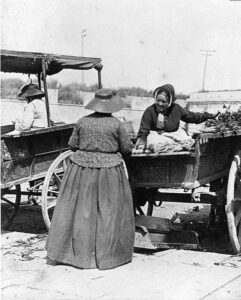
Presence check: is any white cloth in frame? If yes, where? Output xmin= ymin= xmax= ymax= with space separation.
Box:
xmin=146 ymin=128 xmax=195 ymax=153
xmin=15 ymin=99 xmax=48 ymax=132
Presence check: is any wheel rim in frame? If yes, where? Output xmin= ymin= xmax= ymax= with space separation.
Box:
xmin=226 ymin=151 xmax=241 ymax=254
xmin=41 ymin=150 xmax=72 ymax=230
xmin=121 ymin=157 xmax=129 ymax=179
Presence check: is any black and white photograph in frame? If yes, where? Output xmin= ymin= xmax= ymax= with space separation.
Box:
xmin=1 ymin=0 xmax=241 ymax=299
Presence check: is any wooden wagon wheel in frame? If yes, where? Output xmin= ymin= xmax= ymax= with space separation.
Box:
xmin=1 ymin=184 xmax=21 ymax=228
xmin=41 ymin=150 xmax=72 ymax=230
xmin=226 ymin=151 xmax=241 ymax=254
xmin=122 ymin=158 xmax=129 ymax=179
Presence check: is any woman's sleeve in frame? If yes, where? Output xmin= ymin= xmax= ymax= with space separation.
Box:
xmin=118 ymin=123 xmax=134 ymax=155
xmin=137 ymin=108 xmax=152 ymax=143
xmin=15 ymin=104 xmax=34 ymax=131
xmin=180 ymin=105 xmax=215 ymax=124
xmin=68 ymin=124 xmax=80 ymax=152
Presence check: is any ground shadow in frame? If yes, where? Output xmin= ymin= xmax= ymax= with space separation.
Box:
xmin=1 ymin=203 xmax=47 ymax=234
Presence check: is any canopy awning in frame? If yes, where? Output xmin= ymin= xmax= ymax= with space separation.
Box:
xmin=1 ymin=49 xmax=102 ymax=75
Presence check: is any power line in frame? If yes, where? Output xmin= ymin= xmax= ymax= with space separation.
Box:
xmin=200 ymin=49 xmax=215 ymax=92
xmin=81 ymin=29 xmax=87 ymax=85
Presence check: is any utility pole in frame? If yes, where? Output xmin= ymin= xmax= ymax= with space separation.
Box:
xmin=200 ymin=49 xmax=215 ymax=92
xmin=81 ymin=29 xmax=87 ymax=85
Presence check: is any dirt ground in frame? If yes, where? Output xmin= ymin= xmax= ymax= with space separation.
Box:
xmin=1 ymin=196 xmax=233 ymax=254
xmin=2 ymin=196 xmax=240 ymax=300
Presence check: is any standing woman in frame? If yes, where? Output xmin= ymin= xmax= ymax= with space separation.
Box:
xmin=46 ymin=88 xmax=135 ymax=270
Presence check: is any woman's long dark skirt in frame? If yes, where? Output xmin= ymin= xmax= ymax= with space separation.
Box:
xmin=46 ymin=161 xmax=135 ymax=270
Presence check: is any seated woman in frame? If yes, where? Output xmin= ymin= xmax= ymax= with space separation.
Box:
xmin=135 ymin=84 xmax=219 ymax=151
xmin=11 ymin=83 xmax=48 ymax=134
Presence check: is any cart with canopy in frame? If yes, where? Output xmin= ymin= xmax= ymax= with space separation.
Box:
xmin=1 ymin=49 xmax=103 ymax=227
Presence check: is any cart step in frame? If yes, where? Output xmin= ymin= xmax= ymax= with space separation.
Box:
xmin=134 ymin=215 xmax=199 ymax=250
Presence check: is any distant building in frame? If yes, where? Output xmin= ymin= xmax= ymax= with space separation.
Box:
xmin=187 ymin=91 xmax=241 ymax=113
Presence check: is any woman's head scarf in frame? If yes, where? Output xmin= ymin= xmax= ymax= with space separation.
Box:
xmin=153 ymin=84 xmax=176 ymax=106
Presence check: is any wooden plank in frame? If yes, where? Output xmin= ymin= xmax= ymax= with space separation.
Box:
xmin=1 ymin=124 xmax=75 ymax=138
xmin=184 ymin=170 xmax=229 ymax=189
xmin=135 ymin=215 xmax=171 ymax=233
xmin=158 ymin=188 xmax=192 ymax=194
xmin=134 ymin=215 xmax=199 ymax=250
xmin=131 ymin=151 xmax=195 ymax=157
xmin=1 ymin=172 xmax=47 ymax=189
xmin=199 ymin=129 xmax=241 ymax=139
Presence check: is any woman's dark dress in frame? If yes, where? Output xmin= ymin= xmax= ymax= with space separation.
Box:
xmin=137 ymin=103 xmax=215 ymax=143
xmin=46 ymin=113 xmax=135 ymax=270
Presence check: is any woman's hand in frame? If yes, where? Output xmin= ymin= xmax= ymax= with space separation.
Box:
xmin=132 ymin=138 xmax=146 ymax=153
xmin=136 ymin=144 xmax=145 ymax=150
xmin=132 ymin=144 xmax=145 ymax=154
xmin=132 ymin=147 xmax=145 ymax=154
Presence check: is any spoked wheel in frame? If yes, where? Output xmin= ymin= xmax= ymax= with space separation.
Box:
xmin=1 ymin=184 xmax=21 ymax=228
xmin=42 ymin=150 xmax=72 ymax=230
xmin=226 ymin=151 xmax=241 ymax=254
xmin=147 ymin=202 xmax=154 ymax=216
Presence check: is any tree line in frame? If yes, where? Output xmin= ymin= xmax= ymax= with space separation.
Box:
xmin=1 ymin=78 xmax=189 ymax=106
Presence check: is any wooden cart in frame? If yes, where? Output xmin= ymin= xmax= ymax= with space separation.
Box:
xmin=1 ymin=49 xmax=102 ymax=227
xmin=126 ymin=130 xmax=241 ymax=253
xmin=2 ymin=50 xmax=240 ymax=254
xmin=39 ymin=128 xmax=241 ymax=252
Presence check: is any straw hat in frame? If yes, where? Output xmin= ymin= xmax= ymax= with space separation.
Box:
xmin=85 ymin=88 xmax=125 ymax=113
xmin=18 ymin=83 xmax=45 ymax=99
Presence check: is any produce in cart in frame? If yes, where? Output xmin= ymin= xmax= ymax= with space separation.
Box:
xmin=204 ymin=105 xmax=241 ymax=133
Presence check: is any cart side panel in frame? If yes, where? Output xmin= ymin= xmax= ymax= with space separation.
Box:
xmin=127 ymin=154 xmax=196 ymax=188
xmin=30 ymin=128 xmax=72 ymax=176
xmin=1 ymin=126 xmax=73 ymax=188
xmin=233 ymin=134 xmax=241 ymax=152
xmin=197 ymin=135 xmax=241 ymax=183
xmin=1 ymin=137 xmax=32 ymax=185
xmin=169 ymin=157 xmax=196 ymax=184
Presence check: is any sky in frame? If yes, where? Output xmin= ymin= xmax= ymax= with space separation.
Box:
xmin=1 ymin=0 xmax=241 ymax=94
